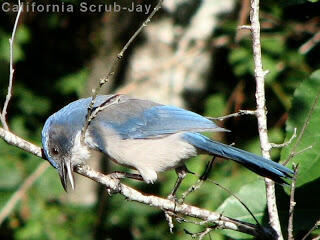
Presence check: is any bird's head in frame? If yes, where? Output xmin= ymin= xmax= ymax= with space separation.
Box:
xmin=42 ymin=120 xmax=75 ymax=191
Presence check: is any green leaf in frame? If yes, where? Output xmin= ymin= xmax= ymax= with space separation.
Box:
xmin=262 ymin=55 xmax=280 ymax=83
xmin=216 ymin=180 xmax=267 ymax=239
xmin=204 ymin=94 xmax=226 ymax=118
xmin=229 ymin=48 xmax=253 ymax=76
xmin=55 ymin=68 xmax=88 ymax=96
xmin=277 ymin=70 xmax=320 ymax=235
xmin=15 ymin=85 xmax=51 ymax=116
xmin=0 ymin=157 xmax=23 ymax=189
xmin=0 ymin=26 xmax=30 ymax=62
xmin=262 ymin=37 xmax=285 ymax=55
xmin=281 ymin=70 xmax=320 ymax=187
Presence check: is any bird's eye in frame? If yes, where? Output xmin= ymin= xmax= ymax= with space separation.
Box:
xmin=51 ymin=147 xmax=59 ymax=155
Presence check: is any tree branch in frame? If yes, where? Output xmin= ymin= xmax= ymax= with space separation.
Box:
xmin=0 ymin=161 xmax=48 ymax=225
xmin=301 ymin=219 xmax=320 ymax=240
xmin=81 ymin=0 xmax=164 ymax=142
xmin=270 ymin=128 xmax=297 ymax=149
xmin=0 ymin=126 xmax=275 ymax=238
xmin=0 ymin=0 xmax=23 ymax=130
xmin=288 ymin=164 xmax=299 ymax=240
xmin=248 ymin=0 xmax=283 ymax=238
xmin=206 ymin=110 xmax=256 ymax=121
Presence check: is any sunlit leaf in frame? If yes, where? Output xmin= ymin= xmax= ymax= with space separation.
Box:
xmin=281 ymin=70 xmax=320 ymax=187
xmin=217 ymin=180 xmax=267 ymax=239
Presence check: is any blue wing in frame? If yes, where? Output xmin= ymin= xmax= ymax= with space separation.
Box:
xmin=90 ymin=96 xmax=227 ymax=139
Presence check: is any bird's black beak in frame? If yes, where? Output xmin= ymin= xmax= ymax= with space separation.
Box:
xmin=58 ymin=160 xmax=75 ymax=192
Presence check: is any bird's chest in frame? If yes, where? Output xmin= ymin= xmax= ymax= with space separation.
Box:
xmin=70 ymin=131 xmax=92 ymax=166
xmin=103 ymin=134 xmax=197 ymax=172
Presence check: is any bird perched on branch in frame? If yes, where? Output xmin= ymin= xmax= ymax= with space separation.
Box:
xmin=42 ymin=94 xmax=293 ymax=191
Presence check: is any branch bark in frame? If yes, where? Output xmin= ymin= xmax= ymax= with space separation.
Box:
xmin=0 ymin=126 xmax=275 ymax=239
xmin=249 ymin=0 xmax=283 ymax=239
xmin=0 ymin=0 xmax=23 ymax=130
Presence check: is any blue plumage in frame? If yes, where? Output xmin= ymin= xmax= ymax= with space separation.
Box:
xmin=42 ymin=94 xmax=293 ymax=190
xmin=104 ymin=105 xmax=227 ymax=139
xmin=182 ymin=133 xmax=293 ymax=184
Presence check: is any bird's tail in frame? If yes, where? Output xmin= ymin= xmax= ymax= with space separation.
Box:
xmin=183 ymin=133 xmax=293 ymax=184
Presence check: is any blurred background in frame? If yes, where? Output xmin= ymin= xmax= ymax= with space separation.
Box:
xmin=0 ymin=0 xmax=320 ymax=239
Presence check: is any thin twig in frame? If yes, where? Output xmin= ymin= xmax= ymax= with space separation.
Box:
xmin=235 ymin=0 xmax=251 ymax=42
xmin=181 ymin=173 xmax=260 ymax=226
xmin=0 ymin=162 xmax=49 ymax=225
xmin=270 ymin=128 xmax=297 ymax=149
xmin=0 ymin=0 xmax=23 ymax=130
xmin=0 ymin=127 xmax=43 ymax=158
xmin=290 ymin=145 xmax=313 ymax=158
xmin=181 ymin=157 xmax=260 ymax=227
xmin=176 ymin=214 xmax=211 ymax=226
xmin=299 ymin=30 xmax=320 ymax=54
xmin=301 ymin=219 xmax=320 ymax=240
xmin=185 ymin=227 xmax=214 ymax=239
xmin=86 ymin=94 xmax=121 ymax=124
xmin=81 ymin=0 xmax=164 ymax=142
xmin=181 ymin=158 xmax=216 ymax=202
xmin=164 ymin=211 xmax=174 ymax=233
xmin=284 ymin=89 xmax=320 ymax=165
xmin=288 ymin=164 xmax=299 ymax=240
xmin=238 ymin=25 xmax=252 ymax=30
xmin=181 ymin=179 xmax=204 ymax=202
xmin=249 ymin=0 xmax=283 ymax=238
xmin=207 ymin=110 xmax=256 ymax=121
xmin=205 ymin=177 xmax=260 ymax=227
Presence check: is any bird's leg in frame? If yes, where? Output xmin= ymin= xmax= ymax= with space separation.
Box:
xmin=200 ymin=156 xmax=216 ymax=181
xmin=168 ymin=165 xmax=192 ymax=201
xmin=108 ymin=171 xmax=144 ymax=181
xmin=105 ymin=171 xmax=144 ymax=195
xmin=180 ymin=156 xmax=216 ymax=203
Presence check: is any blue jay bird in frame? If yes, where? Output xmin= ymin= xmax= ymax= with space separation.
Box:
xmin=42 ymin=94 xmax=293 ymax=191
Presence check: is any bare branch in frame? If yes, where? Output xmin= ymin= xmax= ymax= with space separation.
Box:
xmin=184 ymin=227 xmax=214 ymax=239
xmin=205 ymin=177 xmax=261 ymax=227
xmin=0 ymin=162 xmax=48 ymax=225
xmin=164 ymin=211 xmax=174 ymax=233
xmin=182 ymin=155 xmax=260 ymax=227
xmin=75 ymin=164 xmax=268 ymax=237
xmin=290 ymin=145 xmax=313 ymax=158
xmin=86 ymin=94 xmax=122 ymax=124
xmin=0 ymin=1 xmax=23 ymax=130
xmin=299 ymin=30 xmax=320 ymax=54
xmin=0 ymin=127 xmax=43 ymax=158
xmin=207 ymin=110 xmax=256 ymax=121
xmin=301 ymin=219 xmax=320 ymax=240
xmin=249 ymin=0 xmax=283 ymax=238
xmin=288 ymin=164 xmax=299 ymax=240
xmin=270 ymin=128 xmax=297 ymax=149
xmin=81 ymin=0 xmax=164 ymax=142
xmin=238 ymin=25 xmax=252 ymax=30
xmin=284 ymin=89 xmax=320 ymax=165
xmin=235 ymin=0 xmax=251 ymax=42
xmin=181 ymin=178 xmax=204 ymax=202
xmin=0 ymin=126 xmax=275 ymax=238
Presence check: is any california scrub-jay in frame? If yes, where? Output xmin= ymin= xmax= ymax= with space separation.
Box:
xmin=42 ymin=94 xmax=293 ymax=191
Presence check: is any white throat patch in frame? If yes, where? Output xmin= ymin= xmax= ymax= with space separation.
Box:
xmin=70 ymin=131 xmax=92 ymax=166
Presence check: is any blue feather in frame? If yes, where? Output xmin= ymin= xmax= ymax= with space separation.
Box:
xmin=182 ymin=132 xmax=293 ymax=183
xmin=104 ymin=105 xmax=227 ymax=139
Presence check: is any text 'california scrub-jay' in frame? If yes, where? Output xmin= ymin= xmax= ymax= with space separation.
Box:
xmin=42 ymin=94 xmax=293 ymax=191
